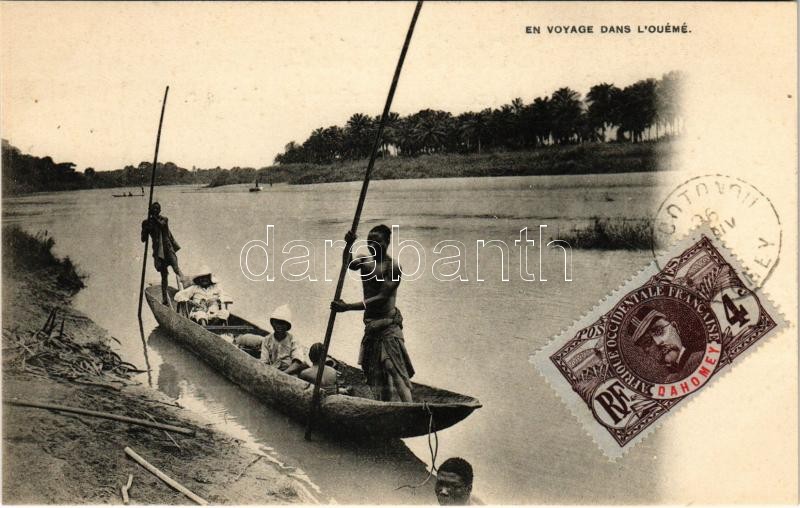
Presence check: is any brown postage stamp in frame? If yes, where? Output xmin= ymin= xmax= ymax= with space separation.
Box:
xmin=533 ymin=227 xmax=784 ymax=458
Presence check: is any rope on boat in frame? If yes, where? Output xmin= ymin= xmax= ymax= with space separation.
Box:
xmin=395 ymin=402 xmax=439 ymax=491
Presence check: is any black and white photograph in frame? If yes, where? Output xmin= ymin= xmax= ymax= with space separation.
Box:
xmin=1 ymin=2 xmax=797 ymax=505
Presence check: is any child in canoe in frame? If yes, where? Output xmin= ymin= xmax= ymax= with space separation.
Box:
xmin=235 ymin=304 xmax=306 ymax=375
xmin=298 ymin=343 xmax=339 ymax=387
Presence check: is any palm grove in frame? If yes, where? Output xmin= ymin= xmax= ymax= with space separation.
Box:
xmin=1 ymin=72 xmax=682 ymax=195
xmin=275 ymin=72 xmax=683 ymax=164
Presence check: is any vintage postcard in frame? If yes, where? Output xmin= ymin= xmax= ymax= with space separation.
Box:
xmin=1 ymin=1 xmax=796 ymax=505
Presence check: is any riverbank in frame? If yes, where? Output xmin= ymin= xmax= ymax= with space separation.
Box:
xmin=1 ymin=227 xmax=312 ymax=504
xmin=4 ymin=140 xmax=674 ymax=195
xmin=282 ymin=140 xmax=674 ymax=185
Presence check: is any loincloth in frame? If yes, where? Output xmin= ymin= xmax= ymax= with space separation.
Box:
xmin=359 ymin=308 xmax=415 ymax=398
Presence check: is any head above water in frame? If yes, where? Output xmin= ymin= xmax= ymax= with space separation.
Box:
xmin=435 ymin=457 xmax=473 ymax=506
xmin=367 ymin=224 xmax=391 ymax=256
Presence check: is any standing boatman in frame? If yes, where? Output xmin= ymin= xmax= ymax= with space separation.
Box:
xmin=330 ymin=224 xmax=415 ymax=402
xmin=141 ymin=201 xmax=185 ymax=306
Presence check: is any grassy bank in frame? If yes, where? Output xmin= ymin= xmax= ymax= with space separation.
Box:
xmin=560 ymin=218 xmax=655 ymax=250
xmin=280 ymin=140 xmax=674 ymax=185
xmin=2 ymin=226 xmax=85 ymax=292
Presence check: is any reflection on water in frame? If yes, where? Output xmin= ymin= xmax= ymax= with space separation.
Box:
xmin=4 ymin=173 xmax=666 ymax=503
xmin=137 ymin=318 xmax=153 ymax=387
xmin=148 ymin=328 xmax=437 ymax=505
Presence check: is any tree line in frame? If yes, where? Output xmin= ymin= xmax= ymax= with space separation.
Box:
xmin=1 ymin=139 xmax=277 ymax=195
xmin=2 ymin=70 xmax=682 ymax=195
xmin=2 ymin=140 xmax=87 ymax=195
xmin=275 ymin=71 xmax=683 ymax=164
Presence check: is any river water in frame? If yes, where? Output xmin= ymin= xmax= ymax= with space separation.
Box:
xmin=3 ymin=173 xmax=665 ymax=504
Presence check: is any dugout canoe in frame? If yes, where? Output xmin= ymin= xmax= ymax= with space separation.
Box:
xmin=145 ymin=285 xmax=481 ymax=439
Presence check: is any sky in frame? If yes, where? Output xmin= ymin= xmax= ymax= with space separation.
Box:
xmin=2 ymin=2 xmax=694 ymax=171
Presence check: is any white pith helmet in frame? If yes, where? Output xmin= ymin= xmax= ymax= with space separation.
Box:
xmin=270 ymin=304 xmax=292 ymax=330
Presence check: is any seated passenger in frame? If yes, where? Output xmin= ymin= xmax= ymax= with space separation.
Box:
xmin=299 ymin=343 xmax=339 ymax=387
xmin=259 ymin=304 xmax=306 ymax=375
xmin=233 ymin=332 xmax=264 ymax=358
xmin=174 ymin=269 xmax=230 ymax=325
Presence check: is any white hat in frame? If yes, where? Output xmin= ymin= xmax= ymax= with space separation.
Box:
xmin=270 ymin=304 xmax=293 ymax=329
xmin=192 ymin=266 xmax=218 ymax=284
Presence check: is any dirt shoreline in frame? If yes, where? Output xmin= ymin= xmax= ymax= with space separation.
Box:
xmin=2 ymin=240 xmax=312 ymax=504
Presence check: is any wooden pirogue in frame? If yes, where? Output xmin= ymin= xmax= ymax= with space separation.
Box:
xmin=145 ymin=285 xmax=481 ymax=439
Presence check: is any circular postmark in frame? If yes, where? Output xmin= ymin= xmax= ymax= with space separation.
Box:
xmin=602 ymin=283 xmax=723 ymax=401
xmin=653 ymin=174 xmax=782 ymax=291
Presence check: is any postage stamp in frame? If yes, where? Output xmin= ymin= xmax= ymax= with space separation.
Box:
xmin=532 ymin=227 xmax=785 ymax=458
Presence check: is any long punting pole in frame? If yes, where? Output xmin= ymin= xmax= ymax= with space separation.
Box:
xmin=306 ymin=1 xmax=423 ymax=440
xmin=137 ymin=85 xmax=170 ymax=321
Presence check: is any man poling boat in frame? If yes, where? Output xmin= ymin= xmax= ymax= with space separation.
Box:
xmin=306 ymin=0 xmax=425 ymax=439
xmin=139 ymin=0 xmax=480 ymax=441
xmin=137 ymin=86 xmax=170 ymax=321
xmin=141 ymin=203 xmax=186 ymax=307
xmin=331 ymin=225 xmax=415 ymax=403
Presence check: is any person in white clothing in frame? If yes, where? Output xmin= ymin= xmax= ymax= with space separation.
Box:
xmin=174 ymin=269 xmax=230 ymax=325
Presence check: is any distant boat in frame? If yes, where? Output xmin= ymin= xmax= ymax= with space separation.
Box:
xmin=249 ymin=178 xmax=262 ymax=192
xmin=112 ymin=187 xmax=145 ymax=198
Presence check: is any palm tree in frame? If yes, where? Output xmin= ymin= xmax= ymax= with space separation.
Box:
xmin=656 ymin=71 xmax=684 ymax=137
xmin=550 ymin=87 xmax=583 ymax=144
xmin=304 ymin=127 xmax=326 ymax=162
xmin=615 ymin=80 xmax=657 ymax=142
xmin=458 ymin=109 xmax=491 ymax=153
xmin=489 ymin=105 xmax=516 ymax=148
xmin=377 ymin=112 xmax=401 ymax=157
xmin=395 ymin=117 xmax=418 ymax=156
xmin=586 ymin=83 xmax=620 ymax=141
xmin=510 ymin=97 xmax=525 ymax=115
xmin=525 ymin=97 xmax=552 ymax=146
xmin=344 ymin=113 xmax=374 ymax=158
xmin=411 ymin=109 xmax=451 ymax=154
xmin=509 ymin=98 xmax=527 ymax=147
